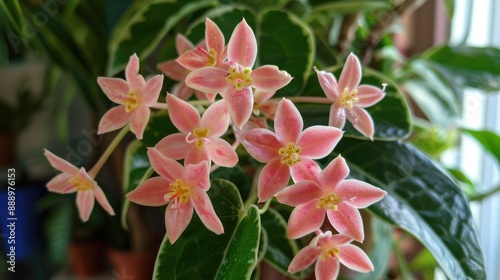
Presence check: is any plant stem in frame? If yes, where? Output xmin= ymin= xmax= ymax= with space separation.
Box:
xmin=258 ymin=199 xmax=272 ymax=214
xmin=88 ymin=125 xmax=129 ymax=178
xmin=281 ymin=96 xmax=331 ymax=104
xmin=151 ymin=102 xmax=169 ymax=110
xmin=470 ymin=184 xmax=500 ymax=201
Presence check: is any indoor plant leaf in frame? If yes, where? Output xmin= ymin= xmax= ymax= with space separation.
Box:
xmin=334 ymin=139 xmax=486 ymax=280
xmin=153 ymin=179 xmax=261 ymax=280
xmin=310 ymin=0 xmax=390 ymax=13
xmin=461 ymin=128 xmax=500 ymax=166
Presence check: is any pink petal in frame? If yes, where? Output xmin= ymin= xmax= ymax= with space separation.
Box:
xmin=207 ymin=138 xmax=238 ymax=167
xmin=338 ymin=53 xmax=361 ymax=93
xmin=201 ymin=100 xmax=230 ymax=137
xmin=184 ymin=145 xmax=210 ymax=166
xmin=155 ymin=133 xmax=191 ymax=160
xmin=275 ymin=180 xmax=323 ymax=207
xmin=141 ymin=75 xmax=164 ymax=105
xmin=287 ymin=200 xmax=325 ymax=239
xmin=290 ymin=157 xmax=321 ymax=183
xmin=329 ymin=102 xmax=346 ymax=129
xmin=46 ymin=173 xmax=76 ymax=193
xmin=126 ymin=53 xmax=146 ymax=89
xmin=254 ymin=89 xmax=276 ymax=104
xmin=172 ymin=82 xmax=193 ymax=101
xmin=191 ymin=189 xmax=224 ymax=235
xmin=76 ymin=190 xmax=95 ymax=222
xmin=240 ymin=128 xmax=281 ymax=163
xmin=176 ymin=34 xmax=194 ymax=54
xmin=315 ymin=67 xmax=339 ymax=101
xmin=130 ymin=105 xmax=150 ymax=140
xmin=158 ymin=60 xmax=187 ymax=81
xmin=93 ymin=185 xmax=115 ymax=216
xmin=335 ymin=179 xmax=386 ymax=208
xmin=288 ymin=246 xmax=322 ymax=273
xmin=258 ymin=158 xmax=291 ymax=202
xmin=185 ymin=67 xmax=229 ymax=93
xmin=44 ymin=149 xmax=79 ymax=174
xmin=318 ymin=155 xmax=350 ymax=192
xmin=356 ymin=85 xmax=385 ymax=107
xmin=204 ymin=92 xmax=217 ymax=103
xmin=346 ymin=106 xmax=375 ymax=139
xmin=327 ymin=203 xmax=364 ymax=241
xmin=338 ymin=244 xmax=374 ymax=273
xmin=167 ymin=94 xmax=200 ymax=133
xmin=274 ymin=99 xmax=303 ymax=143
xmin=98 ymin=106 xmax=131 ymax=135
xmin=251 ymin=65 xmax=292 ymax=92
xmin=165 ymin=201 xmax=193 ymax=244
xmin=227 ymin=19 xmax=257 ymax=67
xmin=205 ymin=18 xmax=225 ymax=56
xmin=297 ymin=126 xmax=343 ymax=159
xmin=97 ymin=77 xmax=130 ymax=104
xmin=259 ymin=100 xmax=278 ymax=120
xmin=147 ymin=148 xmax=184 ymax=181
xmin=322 ymin=233 xmax=353 ymax=247
xmin=315 ymin=256 xmax=340 ymax=280
xmin=176 ymin=49 xmax=210 ymax=70
xmin=225 ymin=86 xmax=254 ymax=129
xmin=185 ymin=161 xmax=210 ymax=192
xmin=126 ymin=177 xmax=169 ymax=206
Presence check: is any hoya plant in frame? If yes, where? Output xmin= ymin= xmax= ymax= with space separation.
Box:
xmin=4 ymin=0 xmax=499 ymax=279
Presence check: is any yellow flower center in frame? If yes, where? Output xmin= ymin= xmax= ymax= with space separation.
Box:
xmin=322 ymin=247 xmax=341 ymax=260
xmin=125 ymin=90 xmax=139 ymax=112
xmin=226 ymin=66 xmax=253 ymax=91
xmin=192 ymin=127 xmax=211 ymax=148
xmin=340 ymin=87 xmax=359 ymax=109
xmin=318 ymin=193 xmax=343 ymax=211
xmin=206 ymin=48 xmax=217 ymax=66
xmin=166 ymin=179 xmax=190 ymax=204
xmin=69 ymin=176 xmax=93 ymax=191
xmin=278 ymin=142 xmax=302 ymax=166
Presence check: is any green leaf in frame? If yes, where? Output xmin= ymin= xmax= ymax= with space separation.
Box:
xmin=0 ymin=0 xmax=24 ymax=34
xmin=257 ymin=10 xmax=314 ymax=96
xmin=153 ymin=179 xmax=261 ymax=280
xmin=424 ymin=45 xmax=500 ymax=92
xmin=107 ymin=0 xmax=217 ymax=76
xmin=299 ymin=67 xmax=411 ymax=140
xmin=310 ymin=0 xmax=390 ymax=13
xmin=261 ymin=208 xmax=305 ymax=279
xmin=334 ymin=139 xmax=486 ymax=280
xmin=461 ymin=128 xmax=500 ymax=166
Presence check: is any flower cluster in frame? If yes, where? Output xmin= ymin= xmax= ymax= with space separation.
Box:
xmin=44 ymin=18 xmax=387 ymax=279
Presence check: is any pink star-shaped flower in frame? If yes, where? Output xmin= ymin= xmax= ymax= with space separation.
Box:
xmin=185 ymin=18 xmax=292 ymax=128
xmin=288 ymin=231 xmax=374 ymax=280
xmin=155 ymin=94 xmax=238 ymax=167
xmin=126 ymin=148 xmax=224 ymax=244
xmin=241 ymin=98 xmax=343 ymax=202
xmin=97 ymin=53 xmax=164 ymax=139
xmin=315 ymin=53 xmax=386 ymax=139
xmin=44 ymin=149 xmax=115 ymax=222
xmin=276 ymin=155 xmax=386 ymax=241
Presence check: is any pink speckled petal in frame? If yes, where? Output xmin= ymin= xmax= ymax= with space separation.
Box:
xmin=126 ymin=53 xmax=146 ymax=89
xmin=254 ymin=89 xmax=276 ymax=104
xmin=207 ymin=138 xmax=238 ymax=168
xmin=76 ymin=190 xmax=95 ymax=222
xmin=176 ymin=49 xmax=210 ymax=70
xmin=288 ymin=246 xmax=322 ymax=274
xmin=155 ymin=133 xmax=190 ymax=160
xmin=93 ymin=185 xmax=115 ymax=216
xmin=185 ymin=67 xmax=229 ymax=94
xmin=47 ymin=173 xmax=76 ymax=194
xmin=227 ymin=19 xmax=257 ymax=67
xmin=165 ymin=200 xmax=193 ymax=244
xmin=251 ymin=65 xmax=292 ymax=92
xmin=338 ymin=53 xmax=362 ymax=92
xmin=126 ymin=177 xmax=169 ymax=207
xmin=327 ymin=203 xmax=364 ymax=241
xmin=346 ymin=106 xmax=375 ymax=139
xmin=205 ymin=18 xmax=225 ymax=56
xmin=290 ymin=157 xmax=321 ymax=183
xmin=130 ymin=105 xmax=150 ymax=140
xmin=274 ymin=99 xmax=303 ymax=143
xmin=97 ymin=77 xmax=129 ymax=104
xmin=276 ymin=180 xmax=323 ymax=207
xmin=329 ymin=102 xmax=346 ymax=129
xmin=258 ymin=158 xmax=291 ymax=202
xmin=98 ymin=106 xmax=131 ymax=135
xmin=172 ymin=82 xmax=193 ymax=101
xmin=225 ymin=86 xmax=253 ymax=129
xmin=335 ymin=179 xmax=386 ymax=208
xmin=176 ymin=34 xmax=194 ymax=54
xmin=191 ymin=189 xmax=224 ymax=235
xmin=185 ymin=160 xmax=210 ymax=191
xmin=319 ymin=155 xmax=350 ymax=192
xmin=147 ymin=148 xmax=184 ymax=181
xmin=287 ymin=199 xmax=325 ymax=239
xmin=315 ymin=67 xmax=339 ymax=101
xmin=201 ymin=100 xmax=229 ymax=137
xmin=240 ymin=128 xmax=281 ymax=163
xmin=142 ymin=75 xmax=164 ymax=105
xmin=356 ymin=85 xmax=385 ymax=107
xmin=315 ymin=255 xmax=340 ymax=280
xmin=338 ymin=244 xmax=374 ymax=273
xmin=184 ymin=145 xmax=210 ymax=166
xmin=44 ymin=149 xmax=79 ymax=174
xmin=297 ymin=126 xmax=343 ymax=159
xmin=157 ymin=60 xmax=188 ymax=81
xmin=167 ymin=94 xmax=200 ymax=133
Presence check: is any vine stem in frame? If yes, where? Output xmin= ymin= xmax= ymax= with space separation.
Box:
xmin=280 ymin=96 xmax=331 ymax=104
xmin=88 ymin=125 xmax=130 ymax=178
xmin=470 ymin=184 xmax=500 ymax=201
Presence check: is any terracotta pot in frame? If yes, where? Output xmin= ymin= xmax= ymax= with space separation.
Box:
xmin=68 ymin=240 xmax=108 ymax=277
xmin=107 ymin=249 xmax=157 ymax=280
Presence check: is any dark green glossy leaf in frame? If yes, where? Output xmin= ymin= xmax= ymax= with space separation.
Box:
xmin=153 ymin=179 xmax=260 ymax=280
xmin=424 ymin=45 xmax=500 ymax=92
xmin=461 ymin=128 xmax=500 ymax=166
xmin=0 ymin=0 xmax=24 ymax=33
xmin=310 ymin=0 xmax=390 ymax=13
xmin=107 ymin=0 xmax=217 ymax=76
xmin=257 ymin=10 xmax=314 ymax=96
xmin=334 ymin=139 xmax=486 ymax=280
xmin=299 ymin=67 xmax=411 ymax=140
